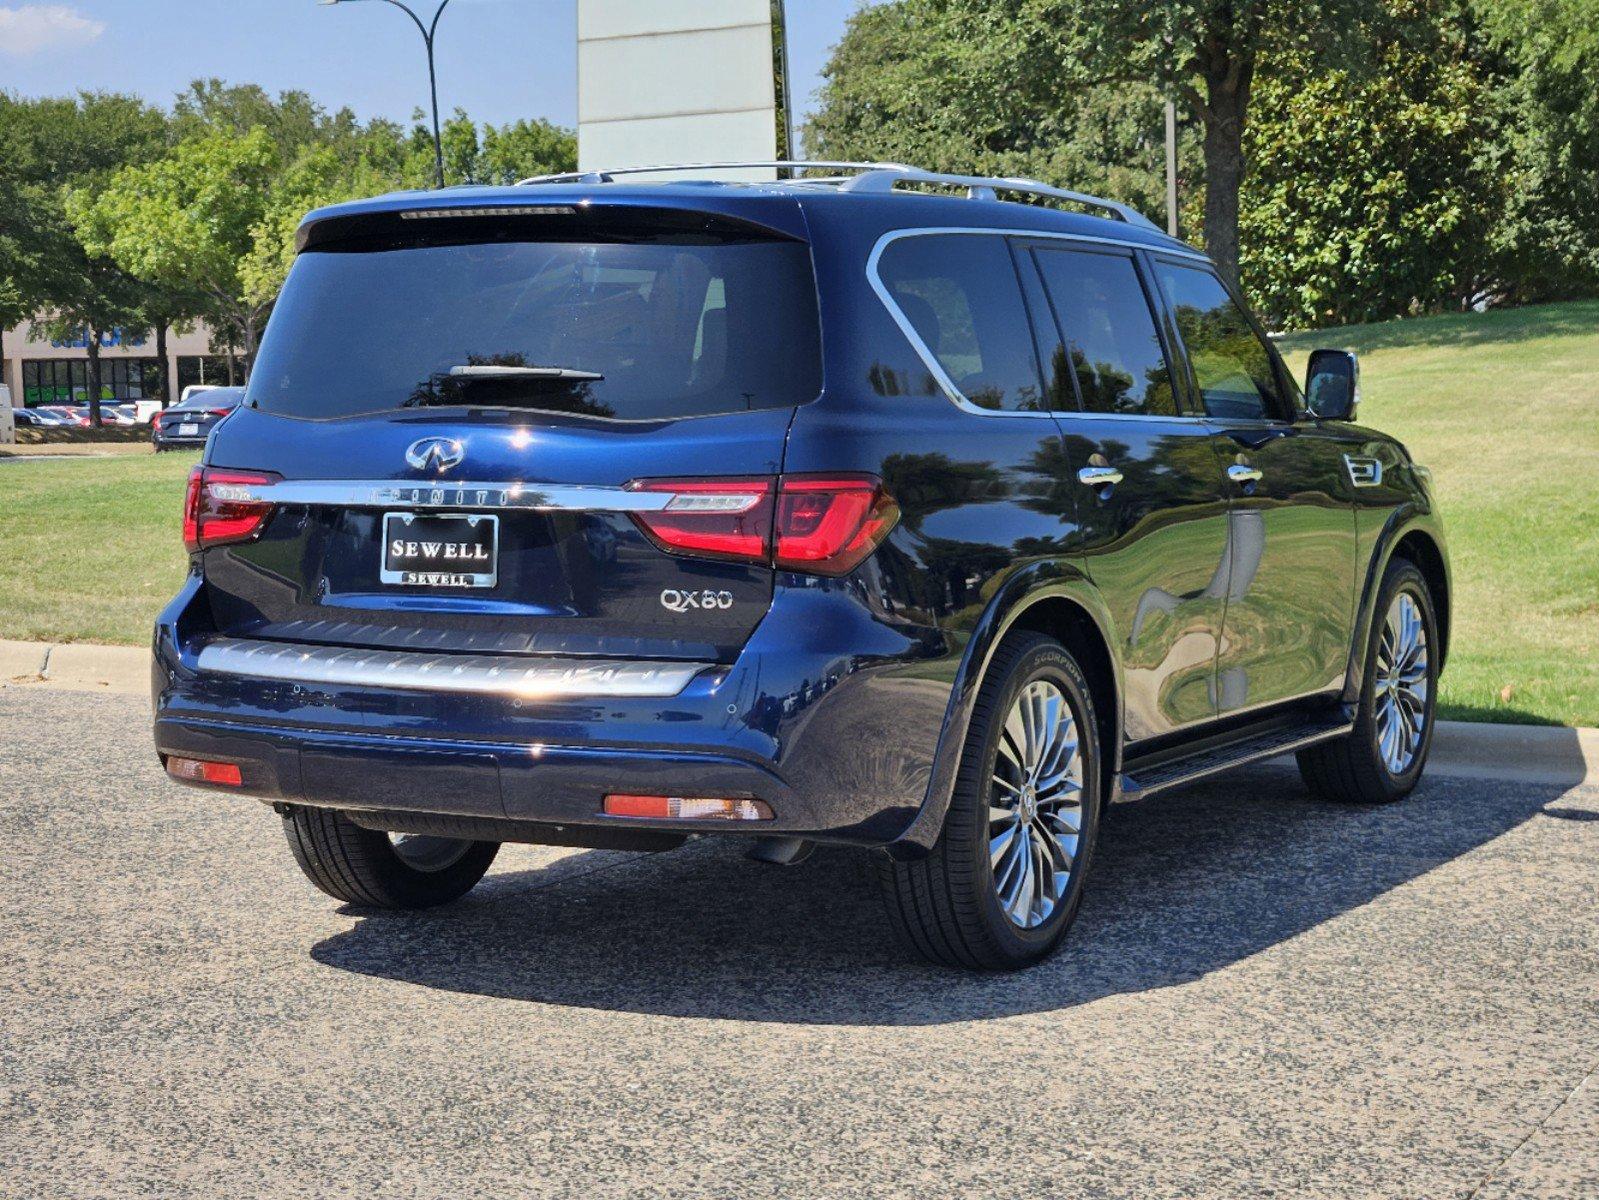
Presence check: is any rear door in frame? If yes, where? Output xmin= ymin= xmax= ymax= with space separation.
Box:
xmin=201 ymin=205 xmax=824 ymax=663
xmin=1024 ymin=242 xmax=1231 ymax=739
xmin=1148 ymin=256 xmax=1358 ymax=713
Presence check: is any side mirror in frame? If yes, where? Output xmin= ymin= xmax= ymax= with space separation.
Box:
xmin=1305 ymin=349 xmax=1360 ymax=421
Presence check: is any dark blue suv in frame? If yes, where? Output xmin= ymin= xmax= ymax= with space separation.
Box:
xmin=153 ymin=163 xmax=1449 ymax=969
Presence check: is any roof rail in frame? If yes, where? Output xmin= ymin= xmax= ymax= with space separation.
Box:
xmin=514 ymin=161 xmax=915 ymax=186
xmin=514 ymin=160 xmax=1159 ymax=230
xmin=838 ymin=166 xmax=1158 ymax=229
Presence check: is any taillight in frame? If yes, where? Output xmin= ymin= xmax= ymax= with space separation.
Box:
xmin=151 ymin=411 xmax=164 ymax=430
xmin=773 ymin=476 xmax=900 ymax=575
xmin=207 ymin=408 xmax=233 ymax=419
xmin=627 ymin=474 xmax=899 ymax=576
xmin=628 ymin=478 xmax=774 ymax=563
xmin=183 ymin=467 xmax=279 ymax=553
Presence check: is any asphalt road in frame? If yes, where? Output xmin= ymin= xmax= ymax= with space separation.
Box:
xmin=3 ymin=687 xmax=1596 ymax=1200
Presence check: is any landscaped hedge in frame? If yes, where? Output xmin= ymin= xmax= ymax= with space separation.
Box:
xmin=16 ymin=425 xmax=151 ymax=445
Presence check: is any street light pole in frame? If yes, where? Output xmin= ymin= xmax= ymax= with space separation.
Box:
xmin=1164 ymin=99 xmax=1179 ymax=238
xmin=320 ymin=0 xmax=452 ymax=188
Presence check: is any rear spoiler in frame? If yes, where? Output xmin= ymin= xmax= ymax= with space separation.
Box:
xmin=296 ymin=200 xmax=808 ymax=253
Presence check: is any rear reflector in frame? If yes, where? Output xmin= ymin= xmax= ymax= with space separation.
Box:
xmin=604 ymin=794 xmax=773 ymax=821
xmin=183 ymin=467 xmax=280 ymax=553
xmin=627 ymin=474 xmax=899 ymax=576
xmin=166 ymin=756 xmax=243 ymax=786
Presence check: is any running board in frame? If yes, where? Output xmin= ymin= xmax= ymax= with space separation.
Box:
xmin=1119 ymin=719 xmax=1353 ymax=798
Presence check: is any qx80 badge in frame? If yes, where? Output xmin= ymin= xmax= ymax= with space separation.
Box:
xmin=661 ymin=589 xmax=735 ymax=613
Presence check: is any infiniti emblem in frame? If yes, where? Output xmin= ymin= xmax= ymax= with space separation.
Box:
xmin=405 ymin=437 xmax=465 ymax=473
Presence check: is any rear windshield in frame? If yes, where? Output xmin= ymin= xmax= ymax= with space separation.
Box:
xmin=247 ymin=237 xmax=822 ymax=421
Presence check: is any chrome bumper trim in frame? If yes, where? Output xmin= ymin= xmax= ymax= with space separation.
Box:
xmin=194 ymin=639 xmax=711 ymax=699
xmin=231 ymin=480 xmax=673 ymax=513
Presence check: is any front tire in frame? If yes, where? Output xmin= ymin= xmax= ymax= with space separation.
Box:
xmin=1297 ymin=558 xmax=1439 ymax=804
xmin=282 ymin=806 xmax=498 ymax=908
xmin=877 ymin=632 xmax=1102 ymax=970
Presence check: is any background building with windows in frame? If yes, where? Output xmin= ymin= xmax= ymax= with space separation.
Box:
xmin=1 ymin=319 xmax=237 ymax=408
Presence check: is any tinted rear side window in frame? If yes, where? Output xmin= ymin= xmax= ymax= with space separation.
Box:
xmin=876 ymin=234 xmax=1045 ymax=412
xmin=1030 ymin=247 xmax=1178 ymax=417
xmin=1153 ymin=261 xmax=1285 ymax=421
xmin=248 ymin=238 xmax=822 ymax=421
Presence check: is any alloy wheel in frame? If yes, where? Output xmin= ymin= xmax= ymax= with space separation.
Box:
xmin=1374 ymin=591 xmax=1430 ymax=775
xmin=989 ymin=680 xmax=1085 ymax=929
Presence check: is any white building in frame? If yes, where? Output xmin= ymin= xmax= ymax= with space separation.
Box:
xmin=577 ymin=0 xmax=789 ymax=179
xmin=1 ymin=318 xmax=235 ymax=409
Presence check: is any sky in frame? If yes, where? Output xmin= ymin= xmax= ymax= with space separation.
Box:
xmin=0 ymin=1 xmax=869 ymax=132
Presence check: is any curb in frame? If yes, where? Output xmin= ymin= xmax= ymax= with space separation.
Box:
xmin=1 ymin=639 xmax=1593 ymax=788
xmin=1 ymin=639 xmax=149 ymax=696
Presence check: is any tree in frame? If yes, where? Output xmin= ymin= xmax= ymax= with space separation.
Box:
xmin=1472 ymin=0 xmax=1599 ymax=301
xmin=0 ymin=92 xmax=169 ymax=422
xmin=69 ymin=128 xmax=281 ymax=373
xmin=808 ymin=0 xmax=1385 ymax=284
xmin=431 ymin=108 xmax=576 ymax=185
xmin=1238 ymin=0 xmax=1503 ymax=326
xmin=805 ymin=1 xmax=1200 ymax=229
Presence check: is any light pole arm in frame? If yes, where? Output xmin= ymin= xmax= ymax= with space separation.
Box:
xmin=327 ymin=0 xmax=451 ymax=189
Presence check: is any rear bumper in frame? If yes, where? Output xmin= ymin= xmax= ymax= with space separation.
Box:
xmin=152 ymin=575 xmax=955 ymax=848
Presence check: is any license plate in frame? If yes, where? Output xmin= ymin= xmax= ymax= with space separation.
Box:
xmin=381 ymin=512 xmax=498 ymax=588
xmin=178 ymin=423 xmax=199 ymax=436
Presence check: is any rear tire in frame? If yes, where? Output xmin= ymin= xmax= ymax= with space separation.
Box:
xmin=877 ymin=632 xmax=1102 ymax=970
xmin=1297 ymin=558 xmax=1439 ymax=804
xmin=282 ymin=806 xmax=498 ymax=908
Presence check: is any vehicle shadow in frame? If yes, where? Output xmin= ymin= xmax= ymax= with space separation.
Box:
xmin=309 ymin=767 xmax=1567 ymax=1026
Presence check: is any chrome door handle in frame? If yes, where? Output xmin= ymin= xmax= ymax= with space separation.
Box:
xmin=1227 ymin=463 xmax=1264 ymax=485
xmin=1078 ymin=465 xmax=1124 ymax=488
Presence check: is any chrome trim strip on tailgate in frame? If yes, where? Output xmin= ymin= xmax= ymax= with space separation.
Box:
xmin=227 ymin=480 xmax=674 ymax=513
xmin=195 ymin=639 xmax=711 ymax=698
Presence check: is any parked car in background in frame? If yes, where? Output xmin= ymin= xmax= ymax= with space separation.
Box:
xmin=178 ymin=384 xmax=222 ymax=406
xmin=151 ymin=387 xmax=245 ymax=450
xmin=39 ymin=406 xmax=89 ymax=427
xmin=134 ymin=399 xmax=164 ymax=425
xmin=15 ymin=407 xmax=73 ymax=426
xmin=94 ymin=403 xmax=138 ymax=426
xmin=154 ymin=164 xmax=1449 ymax=971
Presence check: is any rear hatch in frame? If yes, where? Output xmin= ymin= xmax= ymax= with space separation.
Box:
xmin=196 ymin=200 xmax=823 ymax=663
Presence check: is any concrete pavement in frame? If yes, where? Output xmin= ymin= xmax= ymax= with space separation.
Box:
xmin=2 ymin=687 xmax=1596 ymax=1198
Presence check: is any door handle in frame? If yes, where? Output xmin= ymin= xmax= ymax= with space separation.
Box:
xmin=1227 ymin=463 xmax=1264 ymax=485
xmin=1077 ymin=465 xmax=1124 ymax=488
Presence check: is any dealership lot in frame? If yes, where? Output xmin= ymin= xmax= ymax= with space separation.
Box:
xmin=2 ymin=686 xmax=1595 ymax=1200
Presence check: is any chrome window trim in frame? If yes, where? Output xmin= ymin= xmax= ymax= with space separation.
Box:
xmin=229 ymin=480 xmax=676 ymax=513
xmin=195 ymin=638 xmax=710 ymax=699
xmin=865 ymin=226 xmax=1212 ymax=421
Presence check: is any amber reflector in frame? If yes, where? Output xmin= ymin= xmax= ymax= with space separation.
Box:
xmin=603 ymin=794 xmax=773 ymax=821
xmin=166 ymin=756 xmax=243 ymax=786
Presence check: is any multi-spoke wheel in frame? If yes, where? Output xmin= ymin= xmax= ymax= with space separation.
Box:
xmin=877 ymin=632 xmax=1102 ymax=970
xmin=1374 ymin=592 xmax=1430 ymax=775
xmin=989 ymin=680 xmax=1085 ymax=929
xmin=1298 ymin=558 xmax=1440 ymax=804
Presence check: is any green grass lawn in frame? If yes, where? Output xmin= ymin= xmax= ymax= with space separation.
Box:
xmin=0 ymin=452 xmax=196 ymax=645
xmin=1278 ymin=300 xmax=1599 ymax=726
xmin=3 ymin=300 xmax=1596 ymax=725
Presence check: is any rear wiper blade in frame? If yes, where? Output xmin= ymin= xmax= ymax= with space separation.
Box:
xmin=446 ymin=365 xmax=604 ymax=382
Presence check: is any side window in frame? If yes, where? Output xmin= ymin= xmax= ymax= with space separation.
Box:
xmin=1030 ymin=247 xmax=1179 ymax=417
xmin=1154 ymin=261 xmax=1285 ymax=421
xmin=877 ymin=234 xmax=1045 ymax=412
